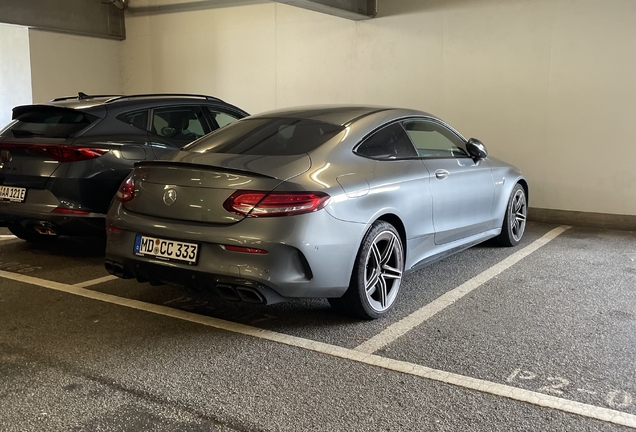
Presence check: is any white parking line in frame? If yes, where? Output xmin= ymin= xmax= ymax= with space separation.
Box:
xmin=355 ymin=225 xmax=572 ymax=354
xmin=74 ymin=275 xmax=118 ymax=288
xmin=0 ymin=235 xmax=17 ymax=241
xmin=0 ymin=265 xmax=635 ymax=429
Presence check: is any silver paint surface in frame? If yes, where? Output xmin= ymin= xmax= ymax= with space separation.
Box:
xmin=105 ymin=106 xmax=527 ymax=300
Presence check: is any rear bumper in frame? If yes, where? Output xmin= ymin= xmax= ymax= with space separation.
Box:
xmin=104 ymin=257 xmax=286 ymax=305
xmin=0 ymin=188 xmax=107 ymax=236
xmin=0 ymin=204 xmax=106 ymax=236
xmin=105 ymin=204 xmax=369 ymax=300
xmin=0 ymin=159 xmax=131 ymax=235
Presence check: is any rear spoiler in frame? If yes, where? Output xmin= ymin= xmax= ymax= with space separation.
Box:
xmin=12 ymin=104 xmax=102 ymax=120
xmin=134 ymin=160 xmax=277 ymax=180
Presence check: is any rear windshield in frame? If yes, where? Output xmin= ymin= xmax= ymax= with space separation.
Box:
xmin=185 ymin=118 xmax=344 ymax=156
xmin=2 ymin=108 xmax=98 ymax=139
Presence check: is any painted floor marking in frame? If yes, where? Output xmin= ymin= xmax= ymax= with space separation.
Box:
xmin=355 ymin=225 xmax=572 ymax=354
xmin=0 ymin=235 xmax=18 ymax=242
xmin=74 ymin=275 xmax=118 ymax=288
xmin=1 ymin=267 xmax=635 ymax=429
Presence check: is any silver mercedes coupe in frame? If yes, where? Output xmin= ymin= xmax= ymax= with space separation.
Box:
xmin=104 ymin=106 xmax=528 ymax=319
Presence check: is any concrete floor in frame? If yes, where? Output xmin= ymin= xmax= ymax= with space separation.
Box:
xmin=0 ymin=222 xmax=635 ymax=431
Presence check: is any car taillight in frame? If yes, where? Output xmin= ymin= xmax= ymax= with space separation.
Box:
xmin=116 ymin=177 xmax=135 ymax=202
xmin=32 ymin=146 xmax=108 ymax=162
xmin=0 ymin=143 xmax=108 ymax=162
xmin=223 ymin=190 xmax=330 ymax=217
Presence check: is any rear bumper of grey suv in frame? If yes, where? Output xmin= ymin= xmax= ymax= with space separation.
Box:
xmin=0 ymin=206 xmax=106 ymax=236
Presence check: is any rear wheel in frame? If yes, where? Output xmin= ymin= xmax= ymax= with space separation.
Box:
xmin=8 ymin=224 xmax=58 ymax=243
xmin=496 ymin=184 xmax=527 ymax=247
xmin=329 ymin=221 xmax=404 ymax=319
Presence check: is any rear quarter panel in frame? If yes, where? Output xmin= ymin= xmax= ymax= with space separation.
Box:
xmin=277 ymin=119 xmax=436 ymax=272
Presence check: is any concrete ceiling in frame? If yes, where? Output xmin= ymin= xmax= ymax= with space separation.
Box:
xmin=272 ymin=0 xmax=376 ymax=20
xmin=0 ymin=0 xmax=125 ymax=39
xmin=127 ymin=0 xmax=376 ymax=20
xmin=0 ymin=0 xmax=375 ymax=41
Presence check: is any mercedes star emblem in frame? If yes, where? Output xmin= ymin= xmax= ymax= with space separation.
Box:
xmin=163 ymin=188 xmax=177 ymax=206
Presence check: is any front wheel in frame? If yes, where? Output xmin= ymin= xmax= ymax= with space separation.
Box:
xmin=329 ymin=221 xmax=404 ymax=319
xmin=496 ymin=184 xmax=527 ymax=247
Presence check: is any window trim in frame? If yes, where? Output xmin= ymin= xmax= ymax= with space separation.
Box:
xmin=116 ymin=109 xmax=151 ymax=132
xmin=353 ymin=116 xmax=471 ymax=162
xmin=352 ymin=120 xmax=419 ymax=161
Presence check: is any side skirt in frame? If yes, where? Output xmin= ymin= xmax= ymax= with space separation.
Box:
xmin=406 ymin=228 xmax=501 ymax=275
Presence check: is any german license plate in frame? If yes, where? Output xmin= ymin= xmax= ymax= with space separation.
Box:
xmin=0 ymin=186 xmax=26 ymax=203
xmin=134 ymin=235 xmax=199 ymax=265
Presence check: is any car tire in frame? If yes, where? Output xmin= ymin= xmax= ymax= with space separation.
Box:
xmin=496 ymin=183 xmax=527 ymax=247
xmin=8 ymin=224 xmax=58 ymax=243
xmin=329 ymin=221 xmax=404 ymax=320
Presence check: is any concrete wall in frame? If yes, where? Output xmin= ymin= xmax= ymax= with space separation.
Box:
xmin=0 ymin=24 xmax=32 ymax=126
xmin=2 ymin=1 xmax=634 ymax=216
xmin=122 ymin=5 xmax=276 ymax=114
xmin=29 ymin=29 xmax=123 ymax=103
xmin=121 ymin=0 xmax=636 ymax=217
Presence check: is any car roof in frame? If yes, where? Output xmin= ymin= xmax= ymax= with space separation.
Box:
xmin=253 ymin=105 xmax=438 ymax=126
xmin=45 ymin=93 xmax=226 ymax=110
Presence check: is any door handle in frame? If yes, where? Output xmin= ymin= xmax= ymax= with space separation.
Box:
xmin=435 ymin=169 xmax=450 ymax=180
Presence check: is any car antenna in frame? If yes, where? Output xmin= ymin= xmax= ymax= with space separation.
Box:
xmin=78 ymin=92 xmax=90 ymax=100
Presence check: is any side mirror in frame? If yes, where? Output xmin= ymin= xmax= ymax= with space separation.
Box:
xmin=466 ymin=138 xmax=488 ymax=161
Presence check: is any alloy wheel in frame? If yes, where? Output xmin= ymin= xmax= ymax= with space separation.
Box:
xmin=510 ymin=188 xmax=527 ymax=242
xmin=363 ymin=230 xmax=404 ymax=312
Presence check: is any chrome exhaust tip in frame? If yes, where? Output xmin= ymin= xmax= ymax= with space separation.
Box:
xmin=236 ymin=286 xmax=266 ymax=304
xmin=104 ymin=260 xmax=131 ymax=279
xmin=33 ymin=226 xmax=57 ymax=236
xmin=104 ymin=260 xmax=114 ymax=274
xmin=215 ymin=284 xmax=241 ymax=301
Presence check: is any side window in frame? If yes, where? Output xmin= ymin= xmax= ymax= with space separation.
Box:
xmin=151 ymin=106 xmax=208 ymax=142
xmin=402 ymin=120 xmax=468 ymax=158
xmin=206 ymin=108 xmax=240 ymax=129
xmin=355 ymin=123 xmax=417 ymax=160
xmin=117 ymin=110 xmax=149 ymax=131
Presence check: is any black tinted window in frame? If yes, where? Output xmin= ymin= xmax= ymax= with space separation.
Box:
xmin=186 ymin=118 xmax=344 ymax=156
xmin=3 ymin=108 xmax=98 ymax=139
xmin=150 ymin=106 xmax=210 ymax=143
xmin=151 ymin=106 xmax=208 ymax=142
xmin=118 ymin=110 xmax=149 ymax=131
xmin=355 ymin=123 xmax=417 ymax=160
xmin=206 ymin=107 xmax=240 ymax=128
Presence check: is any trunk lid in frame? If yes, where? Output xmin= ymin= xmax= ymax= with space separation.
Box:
xmin=0 ymin=138 xmax=75 ymax=188
xmin=124 ymin=152 xmax=311 ymax=224
xmin=0 ymin=106 xmax=102 ymax=188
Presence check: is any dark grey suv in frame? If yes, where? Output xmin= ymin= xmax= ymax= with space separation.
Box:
xmin=0 ymin=93 xmax=249 ymax=241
